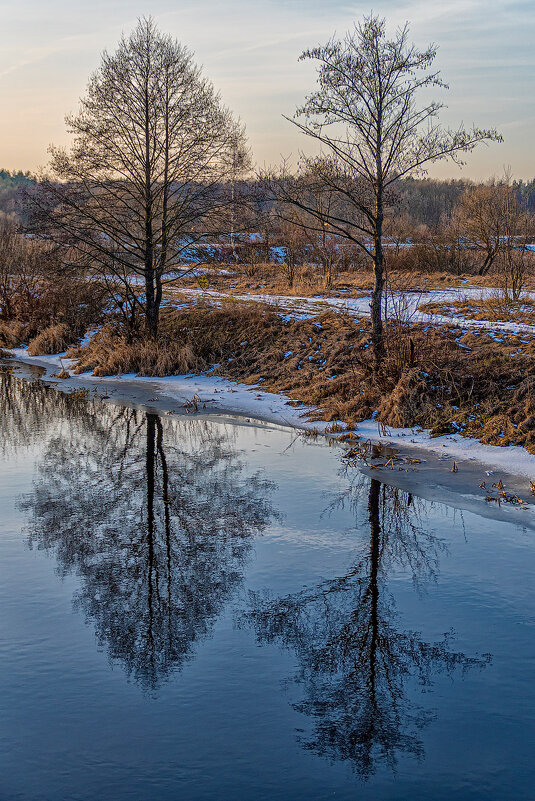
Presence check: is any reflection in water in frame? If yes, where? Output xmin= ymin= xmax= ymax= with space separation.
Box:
xmin=1 ymin=369 xmax=494 ymax=784
xmin=6 ymin=373 xmax=276 ymax=690
xmin=246 ymin=478 xmax=491 ymax=778
xmin=0 ymin=367 xmax=91 ymax=454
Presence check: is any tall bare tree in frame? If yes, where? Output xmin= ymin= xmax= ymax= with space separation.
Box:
xmin=274 ymin=14 xmax=501 ymax=365
xmin=27 ymin=17 xmax=248 ymax=337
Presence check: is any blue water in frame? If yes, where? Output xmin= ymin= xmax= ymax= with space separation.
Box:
xmin=0 ymin=369 xmax=534 ymax=800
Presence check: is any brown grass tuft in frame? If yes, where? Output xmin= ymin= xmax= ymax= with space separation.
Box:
xmin=0 ymin=320 xmax=26 ymax=348
xmin=27 ymin=323 xmax=74 ymax=356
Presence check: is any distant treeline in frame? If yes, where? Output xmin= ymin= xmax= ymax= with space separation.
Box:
xmin=0 ymin=169 xmax=36 ymax=218
xmin=1 ymin=168 xmax=534 ymax=229
xmin=398 ymin=177 xmax=535 ymax=227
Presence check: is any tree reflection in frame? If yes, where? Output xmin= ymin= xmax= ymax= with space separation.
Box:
xmin=0 ymin=367 xmax=92 ymax=454
xmin=246 ymin=478 xmax=490 ymax=777
xmin=18 ymin=390 xmax=276 ymax=690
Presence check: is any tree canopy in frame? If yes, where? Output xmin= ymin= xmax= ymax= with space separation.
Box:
xmin=28 ymin=17 xmax=249 ymax=335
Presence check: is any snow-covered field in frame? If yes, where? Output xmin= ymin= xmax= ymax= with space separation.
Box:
xmin=170 ymin=286 xmax=535 ymax=337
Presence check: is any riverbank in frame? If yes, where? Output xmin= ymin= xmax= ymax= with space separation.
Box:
xmin=4 ymin=349 xmax=535 ymax=526
xmin=4 ymin=283 xmax=535 ymax=455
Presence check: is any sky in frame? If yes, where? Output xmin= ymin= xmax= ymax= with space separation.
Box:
xmin=0 ymin=0 xmax=533 ymax=180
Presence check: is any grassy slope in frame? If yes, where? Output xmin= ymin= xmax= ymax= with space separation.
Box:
xmin=65 ymin=301 xmax=535 ymax=454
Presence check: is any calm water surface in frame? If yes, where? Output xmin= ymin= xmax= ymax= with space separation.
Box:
xmin=0 ymin=369 xmax=534 ymax=800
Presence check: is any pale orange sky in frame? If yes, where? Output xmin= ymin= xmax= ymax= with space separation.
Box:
xmin=1 ymin=0 xmax=533 ymax=180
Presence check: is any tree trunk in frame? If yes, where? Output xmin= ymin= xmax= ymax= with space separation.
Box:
xmin=478 ymin=253 xmax=493 ymax=276
xmin=152 ymin=72 xmax=170 ymax=340
xmin=367 ymin=478 xmax=381 ymax=703
xmin=145 ymin=413 xmax=156 ymax=654
xmin=144 ymin=74 xmax=157 ymax=339
xmin=371 ymin=215 xmax=385 ymax=368
xmin=372 ymin=124 xmax=385 ymax=369
xmin=145 ymin=271 xmax=157 ymax=338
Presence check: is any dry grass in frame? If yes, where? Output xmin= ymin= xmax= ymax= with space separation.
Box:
xmin=67 ymin=328 xmax=197 ymax=377
xmin=67 ymin=302 xmax=535 ymax=453
xmin=174 ymin=261 xmax=535 ymax=299
xmin=167 ymin=264 xmax=500 ymax=300
xmin=0 ymin=320 xmax=26 ymax=348
xmin=419 ymin=295 xmax=535 ymax=326
xmin=27 ymin=323 xmax=74 ymax=356
xmin=66 ymin=304 xmax=284 ymax=377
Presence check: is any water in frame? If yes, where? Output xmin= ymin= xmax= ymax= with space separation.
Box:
xmin=0 ymin=368 xmax=534 ymax=800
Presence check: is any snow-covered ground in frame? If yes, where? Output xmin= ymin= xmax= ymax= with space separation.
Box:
xmin=169 ymin=285 xmax=535 ymax=336
xmin=354 ymin=418 xmax=535 ymax=481
xmin=9 ymin=349 xmax=321 ymax=429
xmin=8 ymin=348 xmax=535 ymax=482
xmin=179 ymin=286 xmax=535 ymax=334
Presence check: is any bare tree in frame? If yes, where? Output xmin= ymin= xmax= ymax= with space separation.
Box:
xmin=455 ymin=179 xmax=533 ymax=296
xmin=246 ymin=477 xmax=489 ymax=776
xmin=0 ymin=214 xmax=21 ymax=321
xmin=498 ymin=194 xmax=533 ymax=302
xmin=15 ymin=385 xmax=276 ymax=691
xmin=455 ymin=181 xmax=511 ymax=276
xmin=293 ymin=164 xmax=345 ymax=289
xmin=278 ymin=214 xmax=308 ymax=287
xmin=273 ymin=14 xmax=501 ymax=365
xmin=27 ymin=17 xmax=248 ymax=337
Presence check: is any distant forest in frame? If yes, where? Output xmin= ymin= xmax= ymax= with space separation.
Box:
xmin=0 ymin=169 xmax=35 ymax=217
xmin=1 ymin=168 xmax=533 ymax=230
xmin=398 ymin=177 xmax=535 ymax=227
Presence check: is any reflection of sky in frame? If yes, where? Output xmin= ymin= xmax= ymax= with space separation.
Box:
xmin=1 ymin=0 xmax=533 ymax=179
